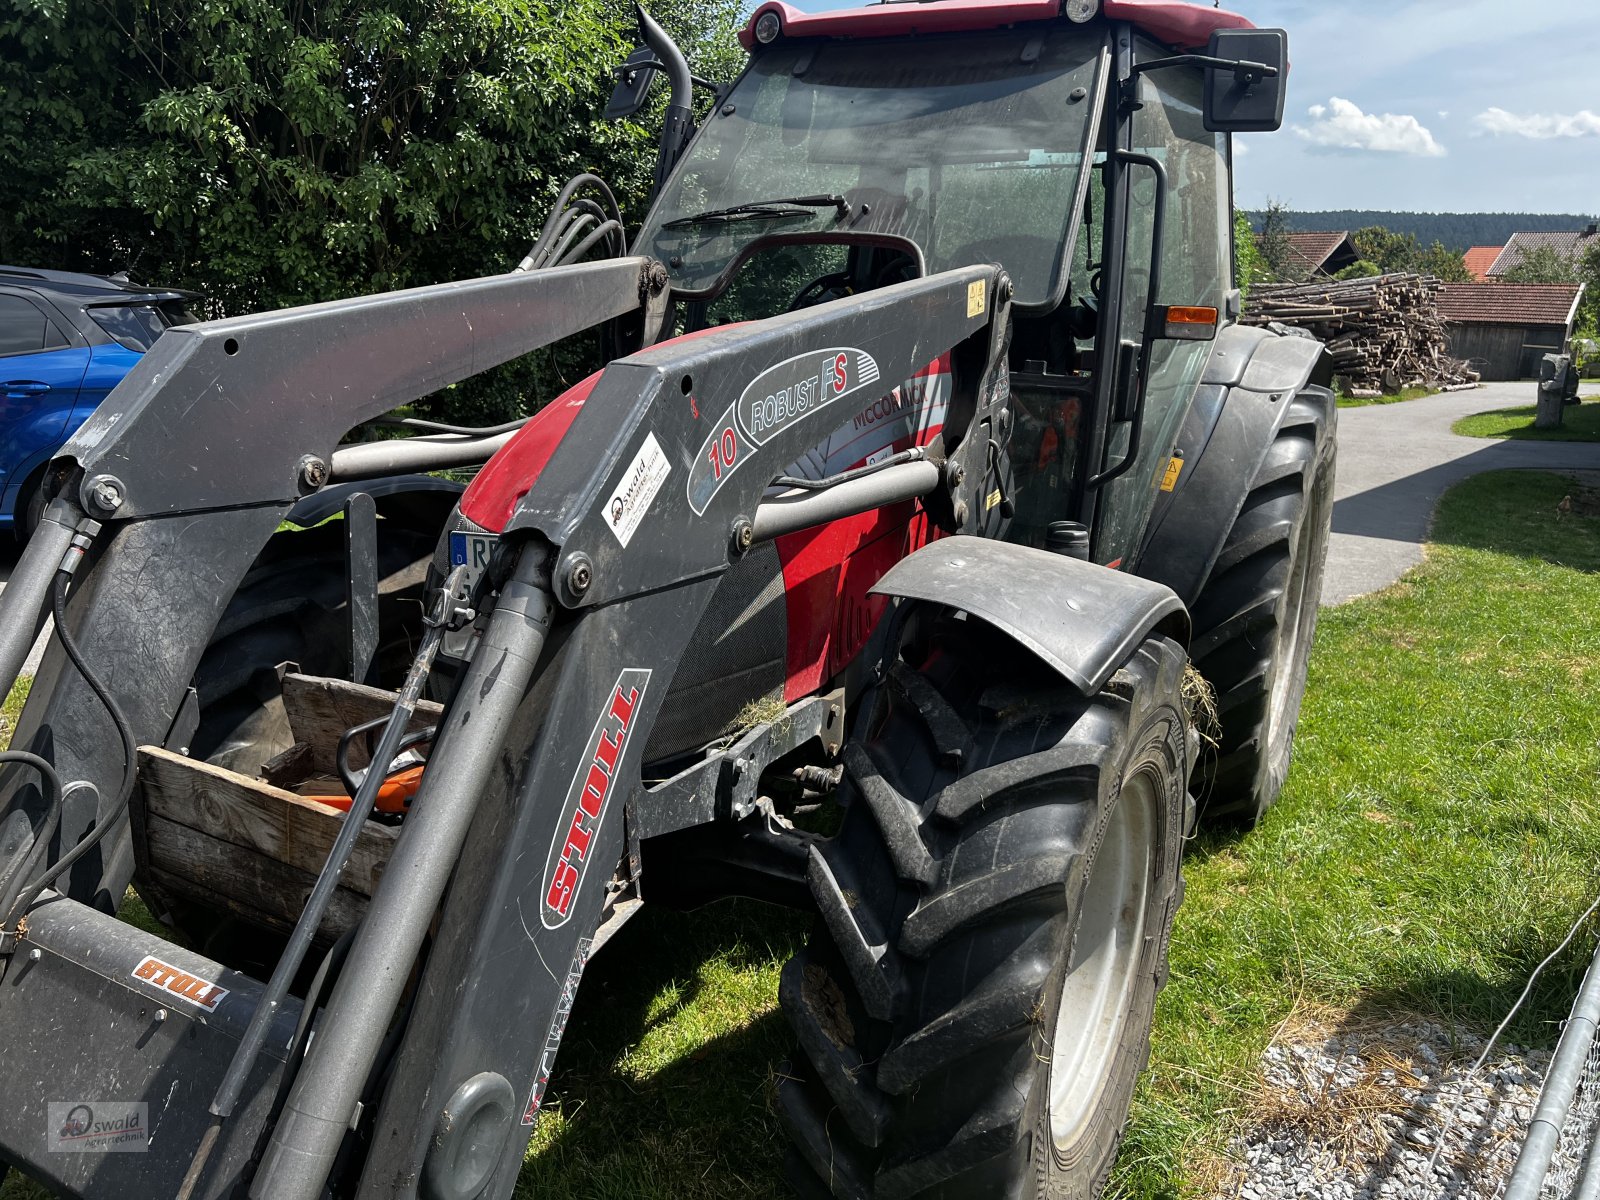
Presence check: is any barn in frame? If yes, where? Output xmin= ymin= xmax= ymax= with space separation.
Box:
xmin=1438 ymin=283 xmax=1585 ymax=382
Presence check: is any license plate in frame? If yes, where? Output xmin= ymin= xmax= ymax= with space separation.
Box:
xmin=449 ymin=530 xmax=499 ymax=589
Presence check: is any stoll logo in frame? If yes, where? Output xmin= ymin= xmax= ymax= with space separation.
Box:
xmin=48 ymin=1101 xmax=149 ymax=1153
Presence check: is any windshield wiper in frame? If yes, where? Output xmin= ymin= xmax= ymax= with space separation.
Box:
xmin=662 ymin=193 xmax=851 ymax=230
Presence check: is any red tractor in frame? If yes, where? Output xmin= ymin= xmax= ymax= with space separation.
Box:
xmin=0 ymin=2 xmax=1331 ymax=1198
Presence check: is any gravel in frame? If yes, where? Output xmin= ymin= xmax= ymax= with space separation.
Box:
xmin=1219 ymin=1018 xmax=1562 ymax=1200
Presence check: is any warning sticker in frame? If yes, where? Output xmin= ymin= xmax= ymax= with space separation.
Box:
xmin=967 ymin=279 xmax=987 ymax=318
xmin=1160 ymin=456 xmax=1184 ymax=493
xmin=605 ymin=433 xmax=670 ymax=547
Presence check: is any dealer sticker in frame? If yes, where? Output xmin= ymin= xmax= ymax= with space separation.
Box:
xmin=604 ymin=433 xmax=670 ymax=548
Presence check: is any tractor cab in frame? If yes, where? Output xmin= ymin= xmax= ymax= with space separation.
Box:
xmin=623 ymin=0 xmax=1286 ymax=566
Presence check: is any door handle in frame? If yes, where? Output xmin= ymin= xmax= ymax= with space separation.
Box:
xmin=1 ymin=381 xmax=50 ymax=397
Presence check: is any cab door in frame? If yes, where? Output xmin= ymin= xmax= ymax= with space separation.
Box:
xmin=1090 ymin=47 xmax=1231 ymax=567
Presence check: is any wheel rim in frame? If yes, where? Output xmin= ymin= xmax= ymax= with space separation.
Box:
xmin=1267 ymin=470 xmax=1330 ymax=742
xmin=1049 ymin=772 xmax=1155 ymax=1150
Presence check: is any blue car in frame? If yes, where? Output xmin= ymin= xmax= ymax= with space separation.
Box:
xmin=0 ymin=266 xmax=199 ymax=538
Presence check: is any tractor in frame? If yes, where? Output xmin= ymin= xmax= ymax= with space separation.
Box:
xmin=0 ymin=1 xmax=1333 ymax=1198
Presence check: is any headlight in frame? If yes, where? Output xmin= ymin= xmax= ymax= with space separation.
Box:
xmin=754 ymin=10 xmax=782 ymax=43
xmin=1065 ymin=0 xmax=1100 ymax=22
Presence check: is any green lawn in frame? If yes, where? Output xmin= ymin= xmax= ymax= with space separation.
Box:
xmin=5 ymin=471 xmax=1599 ymax=1200
xmin=1453 ymin=399 xmax=1600 ymax=442
xmin=1337 ymin=384 xmax=1437 ymax=409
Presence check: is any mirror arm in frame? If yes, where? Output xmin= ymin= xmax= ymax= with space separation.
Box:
xmin=1128 ymin=53 xmax=1279 ymax=84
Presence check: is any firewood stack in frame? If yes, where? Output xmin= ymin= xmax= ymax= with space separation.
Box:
xmin=1242 ymin=273 xmax=1480 ymax=395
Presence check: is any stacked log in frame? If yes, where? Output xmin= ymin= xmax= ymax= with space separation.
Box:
xmin=1242 ymin=273 xmax=1480 ymax=393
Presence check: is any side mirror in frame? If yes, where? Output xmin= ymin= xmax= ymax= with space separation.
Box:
xmin=1203 ymin=28 xmax=1288 ymax=133
xmin=604 ymin=47 xmax=660 ymax=121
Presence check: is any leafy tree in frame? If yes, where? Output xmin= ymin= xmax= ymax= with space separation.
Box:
xmin=1501 ymin=243 xmax=1579 ymax=284
xmin=1254 ymin=200 xmax=1305 ymax=283
xmin=1351 ymin=225 xmax=1421 ymax=274
xmin=1233 ymin=210 xmax=1262 ymax=298
xmin=1334 ymin=260 xmax=1380 ymax=281
xmin=0 ymin=0 xmax=742 ymax=420
xmin=1419 ymin=240 xmax=1472 ymax=282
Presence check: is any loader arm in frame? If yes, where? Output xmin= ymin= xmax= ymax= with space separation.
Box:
xmin=0 ymin=260 xmax=1012 ymax=1200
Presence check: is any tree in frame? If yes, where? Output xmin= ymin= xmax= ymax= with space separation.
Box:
xmin=0 ymin=0 xmax=742 ymax=419
xmin=1254 ymin=200 xmax=1305 ymax=283
xmin=1419 ymin=240 xmax=1472 ymax=282
xmin=1351 ymin=225 xmax=1421 ymax=275
xmin=1333 ymin=260 xmax=1380 ymax=281
xmin=1501 ymin=243 xmax=1579 ymax=284
xmin=1233 ymin=210 xmax=1263 ymax=298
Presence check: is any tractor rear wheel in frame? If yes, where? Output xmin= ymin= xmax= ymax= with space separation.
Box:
xmin=778 ymin=614 xmax=1191 ymax=1199
xmin=1187 ymin=386 xmax=1335 ymax=828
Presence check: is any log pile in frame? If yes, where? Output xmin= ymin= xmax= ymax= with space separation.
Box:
xmin=1242 ymin=273 xmax=1480 ymax=394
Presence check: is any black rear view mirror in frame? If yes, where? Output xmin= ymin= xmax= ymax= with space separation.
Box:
xmin=604 ymin=46 xmax=660 ymax=121
xmin=1203 ymin=28 xmax=1287 ymax=133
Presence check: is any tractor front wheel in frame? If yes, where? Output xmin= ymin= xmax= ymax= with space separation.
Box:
xmin=778 ymin=614 xmax=1192 ymax=1199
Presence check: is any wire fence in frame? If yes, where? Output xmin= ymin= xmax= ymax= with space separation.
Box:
xmin=1503 ymin=935 xmax=1600 ymax=1200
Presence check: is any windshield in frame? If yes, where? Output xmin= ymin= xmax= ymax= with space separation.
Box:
xmin=636 ymin=27 xmax=1105 ymax=309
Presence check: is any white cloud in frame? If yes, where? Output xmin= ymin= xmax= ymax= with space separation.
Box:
xmin=1474 ymin=107 xmax=1600 ymax=139
xmin=1293 ymin=97 xmax=1446 ymax=157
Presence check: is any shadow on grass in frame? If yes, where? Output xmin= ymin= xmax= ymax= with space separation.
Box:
xmin=514 ymin=897 xmax=807 ymax=1199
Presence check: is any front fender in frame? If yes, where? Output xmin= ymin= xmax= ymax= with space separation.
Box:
xmin=1133 ymin=324 xmax=1330 ymax=606
xmin=869 ymin=536 xmax=1188 ymax=695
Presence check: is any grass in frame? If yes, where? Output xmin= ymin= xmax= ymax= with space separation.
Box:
xmin=1452 ymin=398 xmax=1600 ymax=442
xmin=5 ymin=470 xmax=1599 ymax=1199
xmin=1337 ymin=384 xmax=1437 ymax=409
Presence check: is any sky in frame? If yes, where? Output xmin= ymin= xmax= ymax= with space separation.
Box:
xmin=781 ymin=0 xmax=1600 ymax=216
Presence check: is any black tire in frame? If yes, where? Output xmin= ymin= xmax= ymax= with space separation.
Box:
xmin=778 ymin=614 xmax=1192 ymax=1199
xmin=190 ymin=521 xmax=435 ymax=775
xmin=1187 ymin=386 xmax=1336 ymax=828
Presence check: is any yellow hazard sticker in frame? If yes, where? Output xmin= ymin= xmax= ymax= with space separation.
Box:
xmin=985 ymin=488 xmax=1002 ymax=511
xmin=967 ymin=279 xmax=986 ymax=318
xmin=1160 ymin=456 xmax=1183 ymax=492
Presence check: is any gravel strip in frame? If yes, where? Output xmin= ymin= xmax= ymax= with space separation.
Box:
xmin=1220 ymin=1019 xmax=1558 ymax=1200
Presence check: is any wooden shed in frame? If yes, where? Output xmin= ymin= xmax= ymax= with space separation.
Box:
xmin=1438 ymin=283 xmax=1585 ymax=382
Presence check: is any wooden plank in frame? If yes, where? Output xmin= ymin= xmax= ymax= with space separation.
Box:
xmin=281 ymin=673 xmax=443 ymax=775
xmin=137 ymin=746 xmax=395 ymax=897
xmin=144 ymin=818 xmax=366 ymax=943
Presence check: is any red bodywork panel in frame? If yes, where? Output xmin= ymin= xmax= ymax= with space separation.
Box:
xmin=740 ymin=0 xmax=1253 ymax=51
xmin=459 ymin=348 xmax=951 ymax=702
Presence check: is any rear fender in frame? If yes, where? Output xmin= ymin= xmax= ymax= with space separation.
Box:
xmin=1133 ymin=325 xmax=1330 ymax=606
xmin=869 ymin=536 xmax=1188 ymax=695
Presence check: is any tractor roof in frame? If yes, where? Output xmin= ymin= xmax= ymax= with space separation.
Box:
xmin=738 ymin=0 xmax=1254 ymax=53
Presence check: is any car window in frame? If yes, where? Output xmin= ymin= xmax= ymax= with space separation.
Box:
xmin=87 ymin=303 xmax=175 ymax=352
xmin=0 ymin=294 xmax=68 ymax=357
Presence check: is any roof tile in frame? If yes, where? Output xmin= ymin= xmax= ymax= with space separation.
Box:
xmin=1438 ymin=282 xmax=1584 ymax=326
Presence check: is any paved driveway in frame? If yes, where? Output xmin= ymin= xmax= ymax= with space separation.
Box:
xmin=1324 ymin=382 xmax=1600 ymax=605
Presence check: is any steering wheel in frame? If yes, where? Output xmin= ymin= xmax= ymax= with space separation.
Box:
xmin=787 ymin=271 xmax=854 ymax=312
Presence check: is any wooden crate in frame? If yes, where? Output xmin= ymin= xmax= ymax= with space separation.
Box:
xmin=133 ymin=673 xmax=442 ymax=941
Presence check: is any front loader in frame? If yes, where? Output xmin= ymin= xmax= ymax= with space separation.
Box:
xmin=0 ymin=2 xmax=1333 ymax=1198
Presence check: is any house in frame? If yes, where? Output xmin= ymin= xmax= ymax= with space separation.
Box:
xmin=1438 ymin=282 xmax=1585 ymax=381
xmin=1486 ymin=225 xmax=1598 ymax=278
xmin=1462 ymin=246 xmax=1502 ymax=282
xmin=1283 ymin=231 xmax=1359 ymax=277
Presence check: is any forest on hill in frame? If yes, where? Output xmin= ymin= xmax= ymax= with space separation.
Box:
xmin=1243 ymin=211 xmax=1596 ymax=253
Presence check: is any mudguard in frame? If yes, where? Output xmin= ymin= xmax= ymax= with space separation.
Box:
xmin=869 ymin=536 xmax=1189 ymax=695
xmin=1133 ymin=324 xmax=1330 ymax=606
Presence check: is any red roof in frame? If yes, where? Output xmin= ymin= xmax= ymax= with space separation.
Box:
xmin=1462 ymin=246 xmax=1501 ymax=282
xmin=740 ymin=0 xmax=1254 ymax=51
xmin=1438 ymin=283 xmax=1584 ymax=327
xmin=1283 ymin=231 xmax=1351 ymax=273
